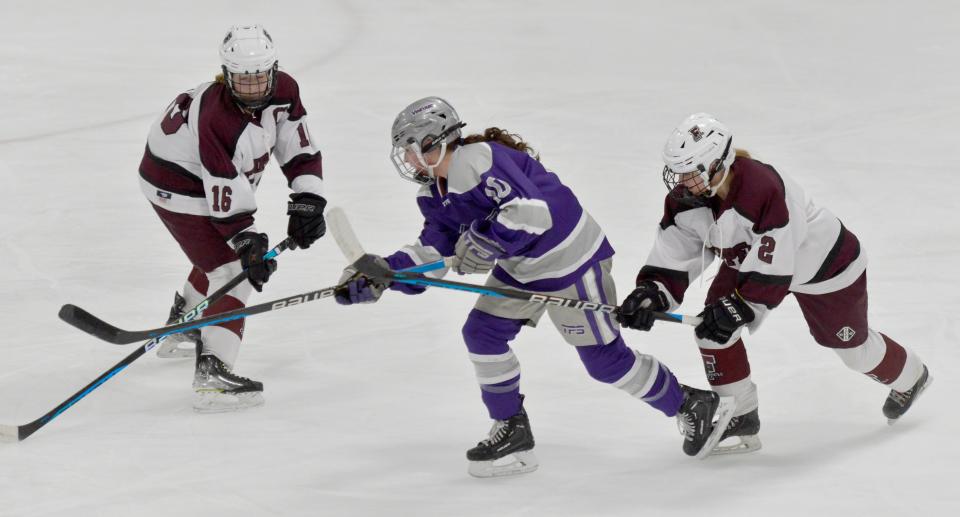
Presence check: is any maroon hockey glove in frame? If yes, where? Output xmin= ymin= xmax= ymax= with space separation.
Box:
xmin=617 ymin=281 xmax=669 ymax=331
xmin=231 ymin=231 xmax=277 ymax=292
xmin=695 ymin=293 xmax=755 ymax=344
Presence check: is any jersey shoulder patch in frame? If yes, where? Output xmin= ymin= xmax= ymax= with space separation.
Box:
xmin=446 ymin=142 xmax=493 ymax=195
xmin=728 ymin=157 xmax=789 ymax=233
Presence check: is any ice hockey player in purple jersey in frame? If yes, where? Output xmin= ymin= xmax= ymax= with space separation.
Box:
xmin=618 ymin=112 xmax=932 ymax=455
xmin=335 ymin=97 xmax=735 ymax=477
xmin=138 ymin=25 xmax=327 ymax=412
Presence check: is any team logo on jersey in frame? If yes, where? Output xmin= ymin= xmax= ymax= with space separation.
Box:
xmin=701 ymin=353 xmax=721 ymax=381
xmin=689 ymin=126 xmax=704 ymax=142
xmin=560 ymin=324 xmax=585 ymax=335
xmin=836 ymin=326 xmax=856 ymax=342
xmin=484 ymin=177 xmax=512 ymax=203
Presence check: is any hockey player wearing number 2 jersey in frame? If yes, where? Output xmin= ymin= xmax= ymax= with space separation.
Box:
xmin=618 ymin=113 xmax=932 ymax=455
xmin=335 ymin=97 xmax=736 ymax=477
xmin=138 ymin=25 xmax=327 ymax=412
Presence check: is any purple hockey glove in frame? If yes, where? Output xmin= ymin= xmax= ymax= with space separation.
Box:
xmin=334 ymin=256 xmax=389 ymax=305
xmin=453 ymin=225 xmax=504 ymax=275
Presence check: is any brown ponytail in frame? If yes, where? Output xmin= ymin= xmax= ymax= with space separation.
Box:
xmin=461 ymin=127 xmax=540 ymax=161
xmin=735 ymin=149 xmax=752 ymax=159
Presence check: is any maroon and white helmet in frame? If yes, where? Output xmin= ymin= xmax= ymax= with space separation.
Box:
xmin=219 ymin=25 xmax=279 ymax=109
xmin=661 ymin=113 xmax=734 ymax=197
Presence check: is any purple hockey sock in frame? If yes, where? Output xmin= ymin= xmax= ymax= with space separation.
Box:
xmin=643 ymin=364 xmax=683 ymax=417
xmin=462 ymin=309 xmax=526 ymax=420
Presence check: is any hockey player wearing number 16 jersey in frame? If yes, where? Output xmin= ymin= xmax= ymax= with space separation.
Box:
xmin=138 ymin=25 xmax=328 ymax=412
xmin=335 ymin=97 xmax=736 ymax=477
xmin=618 ymin=113 xmax=932 ymax=455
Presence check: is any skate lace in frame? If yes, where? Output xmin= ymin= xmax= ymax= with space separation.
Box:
xmin=677 ymin=412 xmax=695 ymax=441
xmin=222 ymin=368 xmax=253 ymax=383
xmin=482 ymin=420 xmax=509 ymax=446
xmin=890 ymin=389 xmax=911 ymax=406
xmin=205 ymin=358 xmax=253 ymax=384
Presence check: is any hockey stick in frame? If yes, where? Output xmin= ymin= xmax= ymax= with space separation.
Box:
xmin=54 ymin=258 xmax=444 ymax=346
xmin=0 ymin=238 xmax=294 ymax=443
xmin=351 ymin=254 xmax=702 ymax=325
xmin=324 ymin=207 xmax=699 ymax=326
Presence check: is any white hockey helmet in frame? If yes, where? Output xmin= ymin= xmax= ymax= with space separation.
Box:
xmin=219 ymin=25 xmax=279 ymax=109
xmin=661 ymin=112 xmax=734 ymax=198
xmin=390 ymin=96 xmax=466 ymax=185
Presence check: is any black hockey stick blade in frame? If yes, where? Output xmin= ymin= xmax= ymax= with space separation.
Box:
xmin=58 ymin=284 xmax=342 ymax=345
xmin=58 ymin=304 xmax=127 ymax=344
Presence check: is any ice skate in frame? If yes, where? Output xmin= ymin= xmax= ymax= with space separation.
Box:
xmin=710 ymin=408 xmax=761 ymax=456
xmin=466 ymin=398 xmax=538 ymax=478
xmin=883 ymin=365 xmax=932 ymax=425
xmin=156 ymin=292 xmax=200 ymax=358
xmin=193 ymin=353 xmax=264 ymax=413
xmin=676 ymin=385 xmax=736 ymax=460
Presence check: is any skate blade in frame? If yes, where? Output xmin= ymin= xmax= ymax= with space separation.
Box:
xmin=710 ymin=434 xmax=762 ymax=456
xmin=887 ymin=374 xmax=933 ymax=426
xmin=695 ymin=396 xmax=737 ymax=460
xmin=468 ymin=450 xmax=539 ymax=478
xmin=156 ymin=338 xmax=196 ymax=359
xmin=193 ymin=391 xmax=264 ymax=414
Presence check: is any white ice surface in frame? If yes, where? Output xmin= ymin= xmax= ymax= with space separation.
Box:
xmin=1 ymin=1 xmax=958 ymax=516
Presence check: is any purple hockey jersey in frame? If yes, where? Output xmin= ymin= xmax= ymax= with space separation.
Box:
xmin=385 ymin=141 xmax=614 ymax=292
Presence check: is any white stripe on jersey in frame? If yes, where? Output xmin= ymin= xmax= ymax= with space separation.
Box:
xmin=498 ymin=211 xmax=605 ymax=283
xmin=140 ymin=177 xmax=209 ymax=216
xmin=496 ymin=197 xmax=552 ymax=234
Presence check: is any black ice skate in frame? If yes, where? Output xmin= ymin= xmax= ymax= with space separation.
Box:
xmin=193 ymin=352 xmax=264 ymax=413
xmin=676 ymin=385 xmax=736 ymax=460
xmin=883 ymin=365 xmax=932 ymax=425
xmin=711 ymin=408 xmax=762 ymax=456
xmin=156 ymin=292 xmax=201 ymax=359
xmin=466 ymin=397 xmax=538 ymax=478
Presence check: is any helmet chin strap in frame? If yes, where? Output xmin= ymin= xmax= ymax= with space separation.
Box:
xmin=702 ymin=166 xmax=729 ymax=197
xmin=419 ymin=142 xmax=448 ymax=180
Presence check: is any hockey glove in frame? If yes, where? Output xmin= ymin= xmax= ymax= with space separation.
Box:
xmin=453 ymin=225 xmax=504 ymax=275
xmin=695 ymin=293 xmax=755 ymax=344
xmin=231 ymin=231 xmax=277 ymax=292
xmin=335 ymin=256 xmax=389 ymax=305
xmin=286 ymin=193 xmax=327 ymax=249
xmin=617 ymin=281 xmax=670 ymax=331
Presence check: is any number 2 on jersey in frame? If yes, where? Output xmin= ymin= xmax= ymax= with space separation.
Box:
xmin=758 ymin=236 xmax=776 ymax=263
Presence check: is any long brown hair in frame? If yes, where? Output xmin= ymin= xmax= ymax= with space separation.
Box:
xmin=461 ymin=127 xmax=540 ymax=161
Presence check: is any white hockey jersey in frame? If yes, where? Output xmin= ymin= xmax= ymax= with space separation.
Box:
xmin=139 ymin=72 xmax=324 ymax=240
xmin=637 ymin=156 xmax=867 ymax=314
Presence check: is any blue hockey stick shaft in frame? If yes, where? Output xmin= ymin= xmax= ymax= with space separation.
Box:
xmin=2 ymin=238 xmax=295 ymax=443
xmin=353 ymin=254 xmax=701 ymax=326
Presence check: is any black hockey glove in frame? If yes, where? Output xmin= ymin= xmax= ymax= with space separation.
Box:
xmin=616 ymin=281 xmax=670 ymax=331
xmin=286 ymin=193 xmax=327 ymax=249
xmin=231 ymin=231 xmax=277 ymax=292
xmin=695 ymin=293 xmax=755 ymax=344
